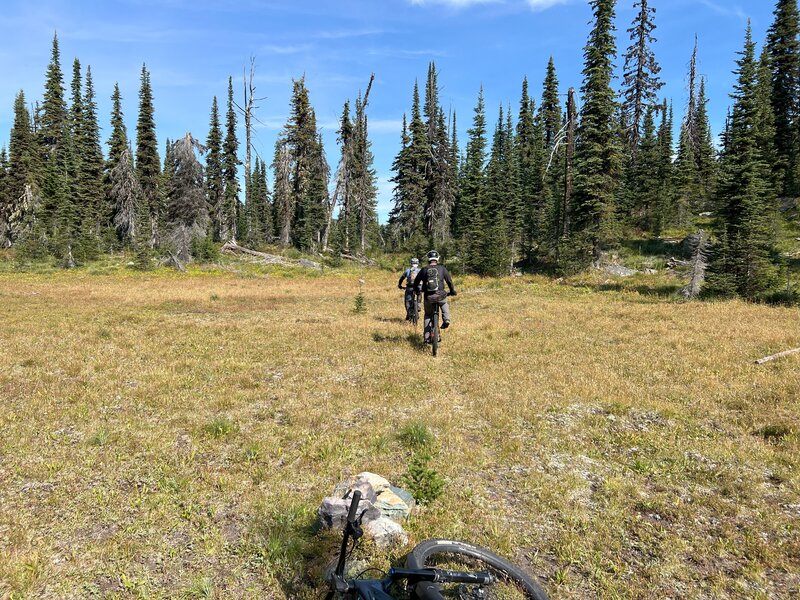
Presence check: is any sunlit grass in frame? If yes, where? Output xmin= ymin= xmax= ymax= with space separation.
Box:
xmin=0 ymin=262 xmax=798 ymax=598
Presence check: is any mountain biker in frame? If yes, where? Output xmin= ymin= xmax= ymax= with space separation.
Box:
xmin=412 ymin=250 xmax=456 ymax=343
xmin=398 ymin=258 xmax=422 ymax=321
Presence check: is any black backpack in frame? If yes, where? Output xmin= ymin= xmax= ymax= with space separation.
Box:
xmin=426 ymin=266 xmax=440 ymax=293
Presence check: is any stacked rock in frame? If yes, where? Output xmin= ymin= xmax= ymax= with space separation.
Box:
xmin=318 ymin=472 xmax=415 ymax=548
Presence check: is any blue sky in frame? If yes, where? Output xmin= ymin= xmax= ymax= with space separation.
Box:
xmin=0 ymin=0 xmax=776 ymax=221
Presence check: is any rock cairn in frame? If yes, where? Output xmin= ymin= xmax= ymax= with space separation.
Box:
xmin=318 ymin=472 xmax=415 ymax=548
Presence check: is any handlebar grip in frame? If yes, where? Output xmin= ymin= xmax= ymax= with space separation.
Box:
xmin=347 ymin=490 xmax=362 ymax=522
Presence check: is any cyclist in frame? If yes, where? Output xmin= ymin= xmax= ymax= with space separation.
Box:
xmin=412 ymin=250 xmax=456 ymax=343
xmin=398 ymin=258 xmax=422 ymax=321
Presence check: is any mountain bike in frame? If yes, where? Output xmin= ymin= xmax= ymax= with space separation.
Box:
xmin=325 ymin=490 xmax=549 ymax=599
xmin=410 ymin=291 xmax=421 ymax=328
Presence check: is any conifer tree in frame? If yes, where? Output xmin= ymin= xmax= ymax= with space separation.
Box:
xmin=5 ymin=91 xmax=36 ymax=245
xmin=107 ymin=84 xmax=128 ymax=173
xmin=572 ymin=0 xmax=620 ymax=261
xmin=408 ymin=80 xmax=430 ymax=244
xmin=388 ymin=114 xmax=414 ymax=247
xmin=767 ymin=0 xmax=800 ymax=195
xmin=283 ymin=77 xmax=328 ymax=250
xmin=458 ymin=87 xmax=488 ymax=271
xmin=707 ymin=24 xmax=780 ymax=299
xmin=273 ymin=136 xmax=292 ymax=246
xmin=38 ymin=33 xmax=71 ymax=247
xmin=205 ymin=96 xmax=223 ymax=241
xmin=166 ymin=133 xmax=209 ymax=263
xmin=78 ymin=66 xmax=106 ymax=242
xmin=653 ymin=101 xmax=675 ymax=233
xmin=621 ymin=0 xmax=663 ymax=151
xmin=135 ymin=64 xmax=161 ymax=248
xmin=423 ymin=63 xmax=455 ymax=245
xmin=538 ymin=60 xmax=563 ymax=257
xmin=221 ymin=77 xmax=240 ymax=242
xmin=110 ymin=148 xmax=143 ymax=245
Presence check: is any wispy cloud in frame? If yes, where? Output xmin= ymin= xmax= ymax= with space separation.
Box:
xmin=260 ymin=43 xmax=313 ymax=55
xmin=409 ymin=0 xmax=569 ymax=10
xmin=698 ymin=0 xmax=748 ymax=22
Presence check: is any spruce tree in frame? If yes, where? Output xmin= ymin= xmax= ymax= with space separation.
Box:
xmin=707 ymin=24 xmax=780 ymax=299
xmin=572 ymin=0 xmax=620 ymax=261
xmin=222 ymin=77 xmax=240 ymax=242
xmin=388 ymin=114 xmax=415 ymax=247
xmin=110 ymin=148 xmax=143 ymax=245
xmin=78 ymin=66 xmax=106 ymax=244
xmin=458 ymin=87 xmax=488 ymax=272
xmin=135 ymin=64 xmax=161 ymax=248
xmin=205 ymin=96 xmax=223 ymax=241
xmin=284 ymin=77 xmax=328 ymax=251
xmin=653 ymin=101 xmax=675 ymax=234
xmin=407 ymin=80 xmax=430 ymax=246
xmin=6 ymin=91 xmax=36 ymax=244
xmin=166 ymin=133 xmax=209 ymax=263
xmin=38 ymin=33 xmax=71 ymax=248
xmin=106 ymin=83 xmax=128 ymax=173
xmin=767 ymin=0 xmax=800 ymax=195
xmin=423 ymin=63 xmax=454 ymax=245
xmin=621 ymin=0 xmax=663 ymax=151
xmin=538 ymin=60 xmax=563 ymax=258
xmin=273 ymin=136 xmax=292 ymax=246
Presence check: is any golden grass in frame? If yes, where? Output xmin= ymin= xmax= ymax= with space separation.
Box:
xmin=0 ymin=263 xmax=798 ymax=599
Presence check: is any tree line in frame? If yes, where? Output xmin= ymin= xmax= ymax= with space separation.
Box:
xmin=387 ymin=0 xmax=799 ymax=301
xmin=0 ymin=0 xmax=798 ymax=301
xmin=0 ymin=36 xmax=377 ymax=267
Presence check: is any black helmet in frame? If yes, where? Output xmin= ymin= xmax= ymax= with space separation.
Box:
xmin=427 ymin=250 xmax=440 ymax=263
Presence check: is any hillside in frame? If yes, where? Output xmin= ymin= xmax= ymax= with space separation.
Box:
xmin=0 ymin=260 xmax=798 ymax=598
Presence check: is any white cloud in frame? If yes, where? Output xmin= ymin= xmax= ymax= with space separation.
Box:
xmin=525 ymin=0 xmax=569 ymax=10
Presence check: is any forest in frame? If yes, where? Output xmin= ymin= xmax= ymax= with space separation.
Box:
xmin=0 ymin=0 xmax=799 ymax=303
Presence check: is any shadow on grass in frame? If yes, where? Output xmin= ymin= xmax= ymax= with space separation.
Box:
xmin=373 ymin=315 xmax=406 ymax=324
xmin=619 ymin=238 xmax=682 ymax=258
xmin=590 ymin=282 xmax=683 ymax=298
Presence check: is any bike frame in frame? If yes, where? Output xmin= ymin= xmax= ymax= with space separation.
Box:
xmin=327 ymin=491 xmax=492 ymax=599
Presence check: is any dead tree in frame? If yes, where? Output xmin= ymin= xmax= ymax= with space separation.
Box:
xmin=235 ymin=57 xmax=267 ymax=216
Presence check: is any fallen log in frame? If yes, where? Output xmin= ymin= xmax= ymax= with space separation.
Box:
xmin=220 ymin=241 xmax=321 ymax=270
xmin=755 ymin=347 xmax=800 ymax=365
xmin=340 ymin=253 xmax=377 ymax=266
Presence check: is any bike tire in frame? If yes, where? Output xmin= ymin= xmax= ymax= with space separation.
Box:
xmin=406 ymin=539 xmax=549 ymax=600
xmin=431 ymin=313 xmax=439 ymax=357
xmin=411 ymin=295 xmax=420 ymax=327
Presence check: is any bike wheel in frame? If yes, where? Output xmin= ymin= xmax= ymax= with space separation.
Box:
xmin=406 ymin=539 xmax=549 ymax=600
xmin=431 ymin=313 xmax=439 ymax=357
xmin=411 ymin=296 xmax=420 ymax=327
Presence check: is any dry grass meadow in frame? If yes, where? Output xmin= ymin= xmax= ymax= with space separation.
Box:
xmin=0 ymin=258 xmax=799 ymax=599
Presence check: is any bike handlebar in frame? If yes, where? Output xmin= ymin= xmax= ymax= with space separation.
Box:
xmin=347 ymin=490 xmax=362 ymax=523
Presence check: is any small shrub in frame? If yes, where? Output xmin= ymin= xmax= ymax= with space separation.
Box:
xmin=353 ymin=291 xmax=366 ymax=313
xmin=757 ymin=424 xmax=793 ymax=443
xmin=185 ymin=576 xmax=215 ymax=599
xmin=397 ymin=421 xmax=434 ymax=451
xmin=402 ymin=452 xmax=446 ymax=505
xmin=191 ymin=235 xmax=220 ymax=263
xmin=204 ymin=416 xmax=237 ymax=439
xmin=89 ymin=429 xmax=111 ymax=447
xmin=210 ymin=293 xmax=220 ymax=302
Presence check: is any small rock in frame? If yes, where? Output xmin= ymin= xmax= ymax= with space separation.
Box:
xmin=356 ymin=472 xmax=391 ymax=494
xmin=601 ymin=264 xmax=639 ymax=277
xmin=374 ymin=489 xmax=412 ymax=522
xmin=364 ymin=517 xmax=409 ymax=549
xmin=318 ymin=496 xmax=380 ymax=530
xmin=333 ymin=479 xmax=377 ymax=504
